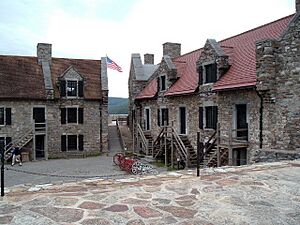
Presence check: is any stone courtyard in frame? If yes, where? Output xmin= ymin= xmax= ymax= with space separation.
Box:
xmin=1 ymin=160 xmax=299 ymax=225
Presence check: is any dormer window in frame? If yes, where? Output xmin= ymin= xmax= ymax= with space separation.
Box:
xmin=205 ymin=64 xmax=217 ymax=83
xmin=67 ymin=81 xmax=77 ymax=97
xmin=59 ymin=67 xmax=84 ymax=98
xmin=60 ymin=80 xmax=84 ymax=98
xmin=198 ymin=63 xmax=218 ymax=85
xmin=158 ymin=75 xmax=166 ymax=92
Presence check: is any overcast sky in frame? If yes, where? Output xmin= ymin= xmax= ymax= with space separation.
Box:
xmin=0 ymin=0 xmax=295 ymax=98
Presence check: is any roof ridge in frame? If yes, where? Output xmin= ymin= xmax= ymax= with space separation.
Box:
xmin=219 ymin=14 xmax=295 ymax=43
xmin=173 ymin=14 xmax=294 ymax=59
xmin=0 ymin=55 xmax=101 ymax=61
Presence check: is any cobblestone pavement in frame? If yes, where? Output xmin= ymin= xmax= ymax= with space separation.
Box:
xmin=3 ymin=156 xmax=127 ymax=187
xmin=1 ymin=160 xmax=299 ymax=225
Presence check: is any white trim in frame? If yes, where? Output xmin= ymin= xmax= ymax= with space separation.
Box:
xmin=65 ymin=106 xmax=80 ymax=124
xmin=62 ymin=134 xmax=83 ymax=152
xmin=178 ymin=106 xmax=188 ymax=135
xmin=144 ymin=107 xmax=151 ymax=131
xmin=66 ymin=80 xmax=79 ymax=98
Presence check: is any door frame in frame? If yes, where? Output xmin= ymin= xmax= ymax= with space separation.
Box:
xmin=144 ymin=107 xmax=151 ymax=131
xmin=32 ymin=105 xmax=48 ymax=160
xmin=178 ymin=106 xmax=187 ymax=135
xmin=233 ymin=103 xmax=249 ymax=139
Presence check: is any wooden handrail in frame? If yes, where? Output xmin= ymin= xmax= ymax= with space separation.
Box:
xmin=116 ymin=118 xmax=126 ymax=151
xmin=136 ymin=123 xmax=148 ymax=154
xmin=4 ymin=126 xmax=34 ymax=156
xmin=171 ymin=128 xmax=187 ymax=160
xmin=153 ymin=127 xmax=167 ymax=158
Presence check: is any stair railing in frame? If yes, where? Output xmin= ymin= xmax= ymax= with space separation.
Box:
xmin=199 ymin=131 xmax=217 ymax=159
xmin=136 ymin=123 xmax=149 ymax=155
xmin=170 ymin=127 xmax=188 ymax=162
xmin=4 ymin=126 xmax=34 ymax=158
xmin=153 ymin=126 xmax=167 ymax=158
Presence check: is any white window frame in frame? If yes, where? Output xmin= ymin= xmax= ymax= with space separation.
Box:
xmin=203 ymin=101 xmax=217 ymax=130
xmin=66 ymin=106 xmax=79 ymax=124
xmin=144 ymin=107 xmax=151 ymax=131
xmin=232 ymin=102 xmax=249 ymax=138
xmin=178 ymin=105 xmax=188 ymax=135
xmin=66 ymin=79 xmax=79 ymax=98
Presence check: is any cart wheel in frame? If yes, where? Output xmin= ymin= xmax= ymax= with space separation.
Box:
xmin=113 ymin=152 xmax=124 ymax=165
xmin=131 ymin=161 xmax=142 ymax=175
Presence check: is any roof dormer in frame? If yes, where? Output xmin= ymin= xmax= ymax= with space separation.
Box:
xmin=59 ymin=66 xmax=84 ymax=98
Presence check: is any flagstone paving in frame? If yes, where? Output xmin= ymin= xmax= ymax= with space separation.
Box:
xmin=0 ymin=160 xmax=300 ymax=225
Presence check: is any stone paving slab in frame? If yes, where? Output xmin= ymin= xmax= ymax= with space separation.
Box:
xmin=0 ymin=160 xmax=300 ymax=225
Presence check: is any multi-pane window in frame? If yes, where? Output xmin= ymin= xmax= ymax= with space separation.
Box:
xmin=205 ymin=106 xmax=218 ymax=129
xmin=205 ymin=64 xmax=217 ymax=83
xmin=0 ymin=107 xmax=11 ymax=126
xmin=60 ymin=80 xmax=84 ymax=98
xmin=61 ymin=107 xmax=84 ymax=124
xmin=67 ymin=81 xmax=77 ymax=97
xmin=61 ymin=134 xmax=84 ymax=152
xmin=157 ymin=108 xmax=169 ymax=127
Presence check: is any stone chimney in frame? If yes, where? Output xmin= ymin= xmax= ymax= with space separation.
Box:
xmin=37 ymin=43 xmax=54 ymax=99
xmin=297 ymin=0 xmax=300 ymax=13
xmin=144 ymin=53 xmax=154 ymax=64
xmin=163 ymin=42 xmax=181 ymax=58
xmin=37 ymin=43 xmax=52 ymax=65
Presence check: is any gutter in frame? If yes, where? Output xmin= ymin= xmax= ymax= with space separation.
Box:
xmin=255 ymin=89 xmax=263 ymax=148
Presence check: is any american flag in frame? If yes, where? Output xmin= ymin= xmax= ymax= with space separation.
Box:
xmin=106 ymin=56 xmax=123 ymax=72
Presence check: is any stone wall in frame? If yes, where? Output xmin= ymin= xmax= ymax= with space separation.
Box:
xmin=101 ymin=90 xmax=109 ymax=153
xmin=0 ymin=99 xmax=106 ymax=159
xmin=218 ymin=90 xmax=261 ymax=163
xmin=128 ymin=75 xmax=147 ymax=130
xmin=256 ymin=14 xmax=300 ymax=155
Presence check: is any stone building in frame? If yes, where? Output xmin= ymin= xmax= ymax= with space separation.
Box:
xmin=0 ymin=43 xmax=109 ymax=160
xmin=128 ymin=2 xmax=300 ymax=167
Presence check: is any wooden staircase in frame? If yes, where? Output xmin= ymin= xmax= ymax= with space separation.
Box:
xmin=3 ymin=126 xmax=34 ymax=161
xmin=152 ymin=126 xmax=194 ymax=167
xmin=179 ymin=136 xmax=197 ymax=167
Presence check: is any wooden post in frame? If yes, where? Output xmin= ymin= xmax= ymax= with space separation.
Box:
xmin=164 ymin=127 xmax=167 ymax=167
xmin=32 ymin=120 xmax=36 ymax=161
xmin=132 ymin=122 xmax=135 ymax=154
xmin=228 ymin=126 xmax=233 ymax=166
xmin=171 ymin=121 xmax=174 ymax=168
xmin=45 ymin=119 xmax=48 ymax=160
xmin=197 ymin=132 xmax=200 ymax=177
xmin=217 ymin=123 xmax=220 ymax=167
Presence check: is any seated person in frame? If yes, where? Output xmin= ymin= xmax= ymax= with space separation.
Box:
xmin=11 ymin=145 xmax=22 ymax=166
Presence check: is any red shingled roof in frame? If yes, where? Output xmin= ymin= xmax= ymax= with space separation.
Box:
xmin=0 ymin=56 xmax=102 ymax=100
xmin=136 ymin=14 xmax=293 ymax=99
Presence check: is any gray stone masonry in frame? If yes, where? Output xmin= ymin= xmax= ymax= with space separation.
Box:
xmin=256 ymin=13 xmax=300 ymax=155
xmin=218 ymin=90 xmax=261 ymax=163
xmin=37 ymin=43 xmax=52 ymax=65
xmin=163 ymin=42 xmax=181 ymax=58
xmin=0 ymin=99 xmax=104 ymax=159
xmin=144 ymin=53 xmax=154 ymax=64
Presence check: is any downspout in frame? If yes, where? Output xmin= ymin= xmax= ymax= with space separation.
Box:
xmin=255 ymin=89 xmax=263 ymax=148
